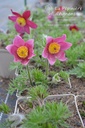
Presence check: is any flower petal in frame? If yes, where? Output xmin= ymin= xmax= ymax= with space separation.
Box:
xmin=10 ymin=45 xmax=17 ymax=55
xmin=27 ymin=20 xmax=37 ymax=29
xmin=11 ymin=9 xmax=21 ymax=17
xmin=42 ymin=47 xmax=48 ymax=58
xmin=8 ymin=16 xmax=17 ymax=22
xmin=6 ymin=45 xmax=20 ymax=60
xmin=23 ymin=10 xmax=30 ymax=19
xmin=21 ymin=59 xmax=30 ymax=65
xmin=59 ymin=42 xmax=72 ymax=51
xmin=28 ymin=54 xmax=35 ymax=59
xmin=24 ymin=42 xmax=35 ymax=59
xmin=14 ymin=56 xmax=20 ymax=62
xmin=46 ymin=36 xmax=53 ymax=44
xmin=13 ymin=35 xmax=25 ymax=47
xmin=6 ymin=45 xmax=13 ymax=54
xmin=15 ymin=23 xmax=25 ymax=33
xmin=48 ymin=54 xmax=56 ymax=65
xmin=56 ymin=51 xmax=67 ymax=61
xmin=53 ymin=34 xmax=66 ymax=42
xmin=25 ymin=39 xmax=34 ymax=47
xmin=24 ymin=25 xmax=30 ymax=34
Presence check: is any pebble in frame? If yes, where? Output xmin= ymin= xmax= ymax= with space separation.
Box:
xmin=75 ymin=122 xmax=82 ymax=127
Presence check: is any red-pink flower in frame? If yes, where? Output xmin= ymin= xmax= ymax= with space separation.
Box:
xmin=42 ymin=34 xmax=72 ymax=65
xmin=6 ymin=35 xmax=35 ymax=65
xmin=69 ymin=25 xmax=79 ymax=32
xmin=8 ymin=10 xmax=37 ymax=34
xmin=54 ymin=6 xmax=65 ymax=14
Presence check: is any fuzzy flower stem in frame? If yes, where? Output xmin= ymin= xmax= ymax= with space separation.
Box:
xmin=27 ymin=65 xmax=33 ymax=86
xmin=46 ymin=60 xmax=49 ymax=77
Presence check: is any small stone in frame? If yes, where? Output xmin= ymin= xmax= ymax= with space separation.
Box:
xmin=83 ymin=119 xmax=85 ymax=126
xmin=75 ymin=122 xmax=82 ymax=127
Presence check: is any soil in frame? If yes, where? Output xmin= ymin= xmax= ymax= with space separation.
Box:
xmin=77 ymin=96 xmax=85 ymax=127
xmin=44 ymin=95 xmax=82 ymax=128
xmin=0 ymin=77 xmax=17 ymax=122
xmin=49 ymin=76 xmax=85 ymax=95
xmin=48 ymin=76 xmax=85 ymax=128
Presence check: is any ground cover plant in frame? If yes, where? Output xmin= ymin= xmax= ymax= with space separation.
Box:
xmin=1 ymin=4 xmax=85 ymax=128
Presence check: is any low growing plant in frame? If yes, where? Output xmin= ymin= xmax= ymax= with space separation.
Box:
xmin=31 ymin=68 xmax=48 ymax=86
xmin=8 ymin=69 xmax=29 ymax=95
xmin=28 ymin=85 xmax=49 ymax=106
xmin=69 ymin=62 xmax=85 ymax=78
xmin=22 ymin=101 xmax=71 ymax=128
xmin=0 ymin=102 xmax=11 ymax=114
xmin=5 ymin=6 xmax=82 ymax=128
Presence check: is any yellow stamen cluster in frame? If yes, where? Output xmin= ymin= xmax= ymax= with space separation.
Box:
xmin=17 ymin=46 xmax=28 ymax=59
xmin=48 ymin=42 xmax=60 ymax=54
xmin=16 ymin=17 xmax=26 ymax=26
xmin=72 ymin=28 xmax=76 ymax=32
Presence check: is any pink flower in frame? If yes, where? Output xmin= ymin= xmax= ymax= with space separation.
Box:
xmin=42 ymin=34 xmax=72 ymax=65
xmin=47 ymin=13 xmax=54 ymax=21
xmin=8 ymin=10 xmax=37 ymax=34
xmin=6 ymin=35 xmax=35 ymax=65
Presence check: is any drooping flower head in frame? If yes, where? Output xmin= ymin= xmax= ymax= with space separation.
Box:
xmin=47 ymin=13 xmax=54 ymax=21
xmin=69 ymin=25 xmax=79 ymax=32
xmin=42 ymin=34 xmax=72 ymax=65
xmin=6 ymin=35 xmax=35 ymax=65
xmin=8 ymin=10 xmax=37 ymax=34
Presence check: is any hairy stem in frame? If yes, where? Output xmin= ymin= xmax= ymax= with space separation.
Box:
xmin=27 ymin=65 xmax=33 ymax=86
xmin=46 ymin=60 xmax=49 ymax=77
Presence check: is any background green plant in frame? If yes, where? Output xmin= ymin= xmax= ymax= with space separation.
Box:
xmin=22 ymin=101 xmax=71 ymax=128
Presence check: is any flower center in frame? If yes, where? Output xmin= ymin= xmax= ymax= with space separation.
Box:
xmin=72 ymin=28 xmax=76 ymax=32
xmin=16 ymin=17 xmax=26 ymax=26
xmin=17 ymin=46 xmax=28 ymax=59
xmin=48 ymin=42 xmax=60 ymax=54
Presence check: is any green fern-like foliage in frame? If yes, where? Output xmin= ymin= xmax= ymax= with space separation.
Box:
xmin=9 ymin=62 xmax=23 ymax=71
xmin=59 ymin=70 xmax=69 ymax=83
xmin=31 ymin=69 xmax=48 ymax=85
xmin=0 ymin=103 xmax=11 ymax=114
xmin=0 ymin=120 xmax=12 ymax=128
xmin=8 ymin=69 xmax=29 ymax=95
xmin=28 ymin=85 xmax=49 ymax=101
xmin=22 ymin=102 xmax=71 ymax=128
xmin=69 ymin=62 xmax=85 ymax=78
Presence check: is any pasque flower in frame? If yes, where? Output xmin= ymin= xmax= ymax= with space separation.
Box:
xmin=8 ymin=10 xmax=37 ymax=34
xmin=42 ymin=34 xmax=72 ymax=65
xmin=6 ymin=35 xmax=35 ymax=65
xmin=47 ymin=13 xmax=54 ymax=21
xmin=69 ymin=25 xmax=79 ymax=32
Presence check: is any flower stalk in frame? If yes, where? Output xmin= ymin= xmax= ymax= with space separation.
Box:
xmin=46 ymin=60 xmax=49 ymax=77
xmin=27 ymin=65 xmax=33 ymax=86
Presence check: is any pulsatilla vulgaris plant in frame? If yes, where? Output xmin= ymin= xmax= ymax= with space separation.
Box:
xmin=6 ymin=8 xmax=72 ymax=127
xmin=6 ymin=34 xmax=72 ymax=87
xmin=22 ymin=102 xmax=71 ymax=128
xmin=28 ymin=85 xmax=49 ymax=106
